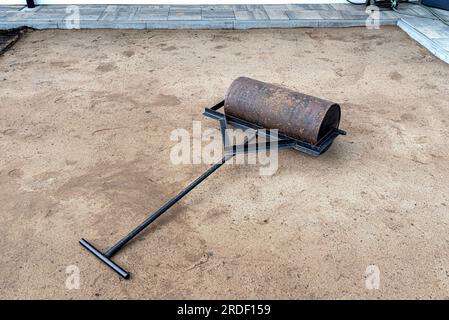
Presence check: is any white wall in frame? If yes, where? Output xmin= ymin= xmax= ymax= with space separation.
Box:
xmin=2 ymin=0 xmax=349 ymax=6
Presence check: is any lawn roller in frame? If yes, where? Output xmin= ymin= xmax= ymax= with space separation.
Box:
xmin=80 ymin=77 xmax=346 ymax=279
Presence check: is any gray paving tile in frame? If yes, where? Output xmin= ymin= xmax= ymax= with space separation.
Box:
xmin=379 ymin=10 xmax=400 ymax=20
xmin=0 ymin=5 xmax=24 ymax=13
xmin=397 ymin=3 xmax=416 ymax=9
xmin=232 ymin=5 xmax=248 ymax=12
xmin=265 ymin=9 xmax=289 ymax=20
xmin=404 ymin=16 xmax=445 ymax=29
xmin=69 ymin=15 xmax=103 ymax=21
xmin=6 ymin=11 xmax=64 ymax=22
xmin=146 ymin=20 xmax=234 ymax=29
xmin=19 ymin=6 xmax=41 ymax=13
xmin=286 ymin=10 xmax=323 ymax=20
xmin=330 ymin=3 xmax=366 ymax=11
xmin=134 ymin=8 xmax=168 ymax=21
xmin=3 ymin=20 xmax=58 ymax=29
xmin=34 ymin=5 xmax=70 ymax=12
xmin=36 ymin=6 xmax=102 ymax=10
xmin=434 ymin=38 xmax=449 ymax=50
xmin=247 ymin=5 xmax=265 ymax=11
xmin=136 ymin=5 xmax=170 ymax=10
xmin=263 ymin=4 xmax=297 ymax=11
xmin=233 ymin=20 xmax=278 ymax=29
xmin=4 ymin=10 xmax=34 ymax=20
xmin=100 ymin=5 xmax=137 ymax=21
xmin=31 ymin=22 xmax=59 ymax=29
xmin=432 ymin=8 xmax=449 ymax=18
xmin=168 ymin=9 xmax=201 ymax=21
xmin=32 ymin=7 xmax=105 ymax=21
xmin=290 ymin=4 xmax=334 ymax=11
xmin=169 ymin=5 xmax=204 ymax=10
xmin=34 ymin=6 xmax=105 ymax=22
xmin=0 ymin=21 xmax=26 ymax=29
xmin=339 ymin=10 xmax=368 ymax=20
xmin=52 ymin=9 xmax=105 ymax=22
xmin=420 ymin=28 xmax=449 ymax=39
xmin=410 ymin=6 xmax=436 ymax=18
xmin=396 ymin=6 xmax=434 ymax=18
xmin=317 ymin=10 xmax=345 ymax=20
xmin=235 ymin=10 xmax=268 ymax=20
xmin=202 ymin=5 xmax=233 ymax=10
xmin=135 ymin=6 xmax=169 ymax=13
xmin=102 ymin=21 xmax=147 ymax=29
xmin=38 ymin=5 xmax=105 ymax=10
xmin=340 ymin=9 xmax=400 ymax=21
xmin=66 ymin=10 xmax=104 ymax=20
xmin=202 ymin=9 xmax=235 ymax=20
xmin=234 ymin=19 xmax=370 ymax=29
xmin=316 ymin=20 xmax=358 ymax=27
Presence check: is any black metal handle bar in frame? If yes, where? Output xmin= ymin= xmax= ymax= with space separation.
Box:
xmin=80 ymin=136 xmax=254 ymax=279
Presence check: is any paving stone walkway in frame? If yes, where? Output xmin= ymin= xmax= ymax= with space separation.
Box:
xmin=0 ymin=3 xmax=400 ymax=29
xmin=0 ymin=3 xmax=449 ymax=64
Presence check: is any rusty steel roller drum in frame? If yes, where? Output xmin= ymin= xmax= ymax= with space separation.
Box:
xmin=224 ymin=77 xmax=341 ymax=145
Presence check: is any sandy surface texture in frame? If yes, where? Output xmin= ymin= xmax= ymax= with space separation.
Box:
xmin=0 ymin=27 xmax=448 ymax=299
